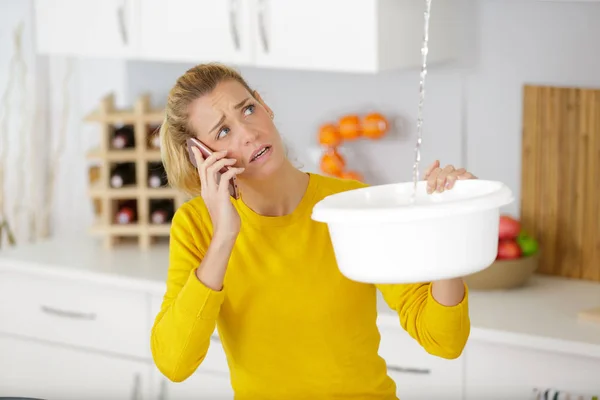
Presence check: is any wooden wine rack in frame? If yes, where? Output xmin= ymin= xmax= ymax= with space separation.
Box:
xmin=85 ymin=93 xmax=188 ymax=250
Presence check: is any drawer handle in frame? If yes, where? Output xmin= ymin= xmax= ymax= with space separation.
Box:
xmin=388 ymin=365 xmax=431 ymax=375
xmin=40 ymin=305 xmax=97 ymax=321
xmin=130 ymin=372 xmax=141 ymax=400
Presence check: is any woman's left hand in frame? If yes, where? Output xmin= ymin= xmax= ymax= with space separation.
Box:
xmin=423 ymin=160 xmax=477 ymax=194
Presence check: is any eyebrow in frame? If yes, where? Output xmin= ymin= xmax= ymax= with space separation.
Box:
xmin=208 ymin=97 xmax=251 ymax=134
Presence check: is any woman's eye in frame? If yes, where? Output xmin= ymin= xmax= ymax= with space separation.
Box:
xmin=244 ymin=104 xmax=255 ymax=116
xmin=217 ymin=127 xmax=230 ymax=140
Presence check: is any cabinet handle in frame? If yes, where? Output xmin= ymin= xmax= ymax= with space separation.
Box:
xmin=229 ymin=0 xmax=240 ymax=50
xmin=158 ymin=380 xmax=167 ymax=400
xmin=117 ymin=0 xmax=128 ymax=45
xmin=130 ymin=372 xmax=141 ymax=400
xmin=40 ymin=305 xmax=96 ymax=321
xmin=387 ymin=365 xmax=431 ymax=375
xmin=257 ymin=0 xmax=269 ymax=52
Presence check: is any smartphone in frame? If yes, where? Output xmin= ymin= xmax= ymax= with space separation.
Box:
xmin=186 ymin=137 xmax=240 ymax=199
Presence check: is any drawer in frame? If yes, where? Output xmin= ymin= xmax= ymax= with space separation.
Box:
xmin=377 ymin=324 xmax=464 ymax=400
xmin=151 ymin=295 xmax=230 ymax=375
xmin=0 ymin=271 xmax=149 ymax=358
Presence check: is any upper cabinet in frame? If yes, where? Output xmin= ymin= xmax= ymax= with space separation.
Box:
xmin=251 ymin=0 xmax=458 ymax=73
xmin=32 ymin=0 xmax=460 ymax=73
xmin=33 ymin=0 xmax=136 ymax=59
xmin=137 ymin=0 xmax=254 ymax=65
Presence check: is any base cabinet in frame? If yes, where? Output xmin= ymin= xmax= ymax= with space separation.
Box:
xmin=153 ymin=369 xmax=233 ymax=400
xmin=464 ymin=341 xmax=600 ymax=400
xmin=378 ymin=324 xmax=464 ymax=400
xmin=0 ymin=335 xmax=151 ymax=400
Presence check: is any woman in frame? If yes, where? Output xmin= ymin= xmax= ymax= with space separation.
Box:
xmin=151 ymin=63 xmax=474 ymax=400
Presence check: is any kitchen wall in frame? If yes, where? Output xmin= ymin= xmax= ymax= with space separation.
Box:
xmin=2 ymin=0 xmax=600 ymax=239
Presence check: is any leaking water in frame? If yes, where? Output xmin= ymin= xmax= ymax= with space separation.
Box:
xmin=411 ymin=0 xmax=432 ymax=204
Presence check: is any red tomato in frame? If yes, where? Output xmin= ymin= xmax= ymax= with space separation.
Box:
xmin=499 ymin=215 xmax=521 ymax=240
xmin=497 ymin=239 xmax=522 ymax=260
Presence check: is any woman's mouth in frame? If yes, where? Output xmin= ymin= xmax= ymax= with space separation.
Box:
xmin=250 ymin=146 xmax=271 ymax=162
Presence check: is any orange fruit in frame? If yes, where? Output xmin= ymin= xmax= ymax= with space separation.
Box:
xmin=362 ymin=112 xmax=389 ymax=139
xmin=338 ymin=114 xmax=361 ymax=140
xmin=340 ymin=170 xmax=363 ymax=182
xmin=319 ymin=148 xmax=345 ymax=176
xmin=318 ymin=123 xmax=342 ymax=147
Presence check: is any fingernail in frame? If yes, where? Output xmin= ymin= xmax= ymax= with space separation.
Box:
xmin=427 ymin=186 xmax=433 ymax=194
xmin=446 ymin=181 xmax=453 ymax=189
xmin=437 ymin=186 xmax=444 ymax=193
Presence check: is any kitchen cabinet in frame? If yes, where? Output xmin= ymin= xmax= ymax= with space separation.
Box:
xmin=379 ymin=325 xmax=464 ymax=400
xmin=137 ymin=0 xmax=253 ymax=64
xmin=153 ymin=368 xmax=234 ymax=400
xmin=0 ymin=335 xmax=151 ymax=400
xmin=251 ymin=0 xmax=458 ymax=73
xmin=2 ymin=238 xmax=600 ymax=399
xmin=33 ymin=0 xmax=136 ymax=58
xmin=464 ymin=341 xmax=600 ymax=400
xmin=32 ymin=0 xmax=459 ymax=73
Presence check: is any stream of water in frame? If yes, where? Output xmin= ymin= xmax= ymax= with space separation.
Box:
xmin=411 ymin=0 xmax=432 ymax=204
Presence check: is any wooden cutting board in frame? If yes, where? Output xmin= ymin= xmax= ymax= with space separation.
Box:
xmin=521 ymin=84 xmax=600 ymax=282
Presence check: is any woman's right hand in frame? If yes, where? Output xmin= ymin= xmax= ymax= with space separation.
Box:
xmin=191 ymin=147 xmax=244 ymax=241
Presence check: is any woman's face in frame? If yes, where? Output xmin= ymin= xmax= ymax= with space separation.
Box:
xmin=187 ymin=79 xmax=286 ymax=180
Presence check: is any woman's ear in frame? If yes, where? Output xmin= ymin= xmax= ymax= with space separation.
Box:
xmin=253 ymin=90 xmax=274 ymax=118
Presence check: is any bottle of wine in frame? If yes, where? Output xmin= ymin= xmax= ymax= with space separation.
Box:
xmin=148 ymin=125 xmax=161 ymax=149
xmin=115 ymin=200 xmax=137 ymax=224
xmin=110 ymin=163 xmax=136 ymax=188
xmin=148 ymin=162 xmax=168 ymax=188
xmin=149 ymin=199 xmax=175 ymax=224
xmin=112 ymin=125 xmax=135 ymax=149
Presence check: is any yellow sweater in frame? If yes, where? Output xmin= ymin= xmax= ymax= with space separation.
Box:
xmin=151 ymin=172 xmax=470 ymax=400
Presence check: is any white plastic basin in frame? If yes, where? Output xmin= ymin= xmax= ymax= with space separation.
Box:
xmin=311 ymin=180 xmax=514 ymax=284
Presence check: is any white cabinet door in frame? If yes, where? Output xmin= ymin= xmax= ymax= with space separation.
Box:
xmin=33 ymin=0 xmax=136 ymax=58
xmin=251 ymin=0 xmax=376 ymax=73
xmin=0 ymin=335 xmax=151 ymax=400
xmin=155 ymin=370 xmax=234 ymax=400
xmin=378 ymin=324 xmax=464 ymax=400
xmin=138 ymin=0 xmax=253 ymax=64
xmin=251 ymin=0 xmax=458 ymax=73
xmin=465 ymin=341 xmax=600 ymax=400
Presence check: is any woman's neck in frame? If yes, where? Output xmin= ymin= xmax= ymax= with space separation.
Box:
xmin=237 ymin=161 xmax=310 ymax=217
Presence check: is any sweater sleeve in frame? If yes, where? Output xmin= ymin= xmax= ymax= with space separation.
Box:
xmin=376 ymin=281 xmax=470 ymax=359
xmin=150 ymin=204 xmax=226 ymax=382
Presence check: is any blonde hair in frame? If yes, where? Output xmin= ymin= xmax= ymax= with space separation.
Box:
xmin=159 ymin=63 xmax=255 ymax=197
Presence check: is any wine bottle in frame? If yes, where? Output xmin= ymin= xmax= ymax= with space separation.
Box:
xmin=110 ymin=163 xmax=136 ymax=188
xmin=148 ymin=162 xmax=168 ymax=188
xmin=115 ymin=200 xmax=137 ymax=224
xmin=148 ymin=125 xmax=161 ymax=149
xmin=112 ymin=125 xmax=135 ymax=149
xmin=149 ymin=199 xmax=175 ymax=224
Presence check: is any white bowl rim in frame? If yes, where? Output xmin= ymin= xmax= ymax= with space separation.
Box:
xmin=311 ymin=179 xmax=514 ymax=223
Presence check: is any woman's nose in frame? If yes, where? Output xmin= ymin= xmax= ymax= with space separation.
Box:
xmin=239 ymin=125 xmax=260 ymax=144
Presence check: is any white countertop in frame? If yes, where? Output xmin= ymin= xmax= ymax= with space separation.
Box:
xmin=1 ymin=236 xmax=600 ymax=358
